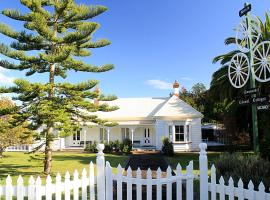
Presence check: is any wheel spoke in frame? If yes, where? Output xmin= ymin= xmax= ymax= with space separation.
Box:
xmin=266 ymin=64 xmax=270 ymax=74
xmin=241 ymin=71 xmax=248 ymax=76
xmin=255 ymin=63 xmax=263 ymax=73
xmin=257 ymin=48 xmax=264 ymax=59
xmin=232 ymin=73 xmax=237 ymax=81
xmin=264 ymin=66 xmax=267 ymax=80
xmin=263 ymin=43 xmax=266 ymax=57
xmin=266 ymin=44 xmax=270 ymax=56
xmin=240 ymin=59 xmax=247 ymax=67
xmin=240 ymin=73 xmax=245 ymax=83
xmin=259 ymin=64 xmax=264 ymax=78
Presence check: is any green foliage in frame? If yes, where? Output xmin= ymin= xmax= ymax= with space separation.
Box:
xmin=215 ymin=153 xmax=270 ymax=191
xmin=0 ymin=0 xmax=117 ymax=173
xmin=120 ymin=138 xmax=132 ymax=154
xmin=84 ymin=141 xmax=98 ymax=153
xmin=104 ymin=141 xmax=114 ymax=153
xmin=0 ymin=97 xmax=33 ymax=156
xmin=161 ymin=137 xmax=174 ymax=156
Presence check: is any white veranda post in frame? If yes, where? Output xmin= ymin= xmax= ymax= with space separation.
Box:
xmin=129 ymin=127 xmax=135 ymax=145
xmin=106 ymin=128 xmax=111 ymax=143
xmin=83 ymin=127 xmax=86 ymax=149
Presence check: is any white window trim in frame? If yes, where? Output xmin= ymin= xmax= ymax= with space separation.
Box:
xmin=168 ymin=121 xmax=191 ymax=143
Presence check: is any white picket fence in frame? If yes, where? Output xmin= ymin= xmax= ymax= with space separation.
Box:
xmin=0 ymin=143 xmax=270 ymax=200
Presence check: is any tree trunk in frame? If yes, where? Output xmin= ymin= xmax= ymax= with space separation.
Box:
xmin=44 ymin=64 xmax=55 ymax=174
xmin=44 ymin=126 xmax=53 ymax=174
xmin=44 ymin=9 xmax=58 ymax=174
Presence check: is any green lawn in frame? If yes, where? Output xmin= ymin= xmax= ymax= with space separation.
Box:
xmin=0 ymin=151 xmax=222 ymax=184
xmin=165 ymin=152 xmax=221 ymax=172
xmin=0 ymin=151 xmax=128 ymax=184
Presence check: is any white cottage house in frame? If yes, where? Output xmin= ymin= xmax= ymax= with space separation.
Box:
xmin=63 ymin=81 xmax=203 ymax=152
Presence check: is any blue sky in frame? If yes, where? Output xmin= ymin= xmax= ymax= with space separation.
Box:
xmin=0 ymin=0 xmax=269 ymax=97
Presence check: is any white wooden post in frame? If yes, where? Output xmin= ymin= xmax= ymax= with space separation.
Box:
xmin=156 ymin=167 xmax=162 ymax=200
xmin=247 ymin=180 xmax=255 ymax=200
xmin=46 ymin=175 xmax=52 ymax=200
xmin=56 ymin=173 xmax=62 ymax=200
xmin=105 ymin=161 xmax=113 ymax=200
xmin=96 ymin=143 xmax=105 ymax=200
xmin=199 ymin=143 xmax=208 ymax=200
xmin=73 ymin=170 xmax=79 ymax=200
xmin=258 ymin=182 xmax=266 ymax=200
xmin=237 ymin=179 xmax=244 ymax=200
xmin=146 ymin=168 xmax=152 ymax=200
xmin=64 ymin=172 xmax=70 ymax=200
xmin=5 ymin=175 xmax=12 ymax=200
xmin=186 ymin=161 xmax=194 ymax=200
xmin=166 ymin=166 xmax=172 ymax=200
xmin=28 ymin=176 xmax=35 ymax=200
xmin=219 ymin=176 xmax=225 ymax=200
xmin=117 ymin=164 xmax=123 ymax=200
xmin=35 ymin=176 xmax=42 ymax=200
xmin=136 ymin=168 xmax=142 ymax=200
xmin=228 ymin=177 xmax=234 ymax=200
xmin=17 ymin=176 xmax=24 ymax=200
xmin=176 ymin=163 xmax=182 ymax=200
xmin=210 ymin=165 xmax=216 ymax=200
xmin=127 ymin=167 xmax=132 ymax=200
xmin=89 ymin=161 xmax=95 ymax=200
xmin=82 ymin=168 xmax=87 ymax=200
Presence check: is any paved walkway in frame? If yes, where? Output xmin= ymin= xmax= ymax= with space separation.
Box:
xmin=125 ymin=151 xmax=169 ymax=171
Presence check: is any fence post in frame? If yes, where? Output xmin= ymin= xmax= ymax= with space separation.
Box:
xmin=96 ymin=143 xmax=105 ymax=200
xmin=199 ymin=143 xmax=208 ymax=200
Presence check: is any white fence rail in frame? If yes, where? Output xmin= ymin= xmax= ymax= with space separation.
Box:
xmin=1 ymin=143 xmax=270 ymax=200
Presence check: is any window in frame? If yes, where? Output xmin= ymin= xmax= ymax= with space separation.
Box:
xmin=73 ymin=130 xmax=81 ymax=141
xmin=175 ymin=125 xmax=184 ymax=142
xmin=121 ymin=128 xmax=130 ymax=140
xmin=168 ymin=125 xmax=173 ymax=141
xmin=100 ymin=128 xmax=107 ymax=142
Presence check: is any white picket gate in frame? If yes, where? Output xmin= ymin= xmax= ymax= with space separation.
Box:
xmin=1 ymin=143 xmax=270 ymax=200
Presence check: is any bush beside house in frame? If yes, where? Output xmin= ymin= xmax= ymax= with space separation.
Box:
xmin=84 ymin=139 xmax=132 ymax=155
xmin=161 ymin=137 xmax=174 ymax=156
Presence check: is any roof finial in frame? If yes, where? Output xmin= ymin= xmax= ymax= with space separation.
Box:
xmin=173 ymin=80 xmax=180 ymax=97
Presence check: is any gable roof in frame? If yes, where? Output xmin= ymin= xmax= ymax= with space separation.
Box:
xmin=154 ymin=95 xmax=203 ymax=118
xmin=94 ymin=95 xmax=202 ymax=121
xmin=95 ymin=97 xmax=168 ymax=120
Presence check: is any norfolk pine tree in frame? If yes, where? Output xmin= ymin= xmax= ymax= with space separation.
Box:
xmin=0 ymin=0 xmax=117 ymax=174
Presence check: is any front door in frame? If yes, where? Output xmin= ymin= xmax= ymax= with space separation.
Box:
xmin=72 ymin=130 xmax=81 ymax=146
xmin=144 ymin=128 xmax=151 ymax=145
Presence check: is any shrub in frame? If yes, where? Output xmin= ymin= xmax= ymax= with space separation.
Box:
xmin=215 ymin=153 xmax=270 ymax=191
xmin=113 ymin=140 xmax=121 ymax=152
xmin=161 ymin=137 xmax=174 ymax=156
xmin=84 ymin=141 xmax=97 ymax=153
xmin=120 ymin=138 xmax=132 ymax=154
xmin=104 ymin=141 xmax=114 ymax=153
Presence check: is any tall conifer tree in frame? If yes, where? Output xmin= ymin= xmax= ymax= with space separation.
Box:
xmin=0 ymin=0 xmax=117 ymax=174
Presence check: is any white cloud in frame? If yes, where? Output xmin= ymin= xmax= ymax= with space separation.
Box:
xmin=0 ymin=69 xmax=14 ymax=85
xmin=145 ymin=79 xmax=171 ymax=90
xmin=179 ymin=76 xmax=193 ymax=81
xmin=0 ymin=67 xmax=7 ymax=73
